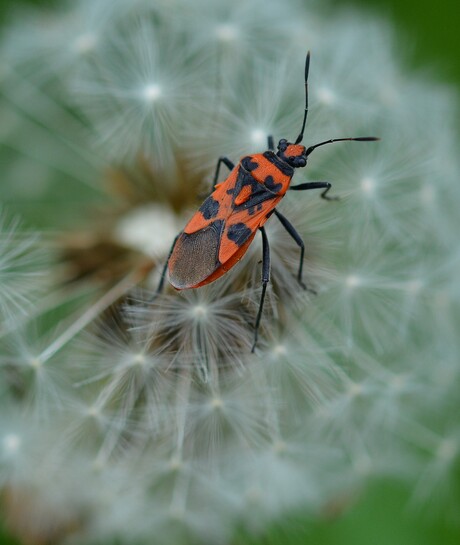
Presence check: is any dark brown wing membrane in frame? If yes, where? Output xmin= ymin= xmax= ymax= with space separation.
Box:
xmin=168 ymin=220 xmax=224 ymax=289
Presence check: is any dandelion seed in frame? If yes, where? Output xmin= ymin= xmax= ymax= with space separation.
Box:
xmin=191 ymin=304 xmax=208 ymax=319
xmin=317 ymin=86 xmax=336 ymax=105
xmin=2 ymin=433 xmax=21 ymax=456
xmin=389 ymin=374 xmax=407 ymax=393
xmin=345 ymin=274 xmax=362 ymax=289
xmin=115 ymin=203 xmax=180 ymax=260
xmin=405 ymin=278 xmax=423 ymax=296
xmin=73 ymin=33 xmax=98 ymax=55
xmin=360 ymin=176 xmax=376 ymax=195
xmin=0 ymin=213 xmax=47 ymax=326
xmin=28 ymin=356 xmax=42 ymax=370
xmin=250 ymin=128 xmax=267 ymax=146
xmin=215 ymin=23 xmax=239 ymax=43
xmin=436 ymin=439 xmax=457 ymax=462
xmin=73 ymin=20 xmax=198 ymax=167
xmin=272 ymin=344 xmax=287 ymax=357
xmin=130 ymin=282 xmax=254 ymax=378
xmin=347 ymin=382 xmax=363 ymax=398
xmin=86 ymin=405 xmax=101 ymax=418
xmin=420 ymin=184 xmax=435 ymax=206
xmin=142 ymin=83 xmax=162 ymax=103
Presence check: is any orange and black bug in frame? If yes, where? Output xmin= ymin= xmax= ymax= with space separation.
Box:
xmin=157 ymin=52 xmax=378 ymax=352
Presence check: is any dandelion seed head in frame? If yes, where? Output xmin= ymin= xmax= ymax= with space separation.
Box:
xmin=436 ymin=439 xmax=457 ymax=462
xmin=361 ymin=176 xmax=377 ymax=195
xmin=132 ymin=283 xmax=254 ymax=373
xmin=215 ymin=23 xmax=239 ymax=43
xmin=131 ymin=352 xmax=146 ymax=365
xmin=28 ymin=356 xmax=42 ymax=370
xmin=115 ymin=204 xmax=179 ymax=257
xmin=191 ymin=304 xmax=208 ymax=319
xmin=169 ymin=506 xmax=185 ymax=521
xmin=434 ymin=290 xmax=449 ymax=310
xmin=272 ymin=440 xmax=287 ymax=455
xmin=1 ymin=0 xmax=460 ymax=542
xmin=345 ymin=274 xmax=362 ymax=289
xmin=210 ymin=396 xmax=224 ymax=410
xmin=91 ymin=457 xmax=107 ymax=472
xmin=2 ymin=433 xmax=21 ymax=456
xmin=347 ymin=382 xmax=363 ymax=398
xmin=73 ymin=33 xmax=98 ymax=54
xmin=317 ymin=86 xmax=336 ymax=105
xmin=420 ymin=184 xmax=435 ymax=206
xmin=142 ymin=83 xmax=162 ymax=104
xmin=0 ymin=214 xmax=48 ymax=324
xmin=272 ymin=344 xmax=288 ymax=358
xmin=169 ymin=456 xmax=182 ymax=472
xmin=250 ymin=128 xmax=267 ymax=146
xmin=389 ymin=374 xmax=407 ymax=393
xmin=86 ymin=406 xmax=100 ymax=418
xmin=406 ymin=278 xmax=423 ymax=295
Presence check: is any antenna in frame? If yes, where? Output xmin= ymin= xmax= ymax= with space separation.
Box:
xmin=306 ymin=136 xmax=380 ymax=156
xmin=294 ymin=51 xmax=310 ymax=145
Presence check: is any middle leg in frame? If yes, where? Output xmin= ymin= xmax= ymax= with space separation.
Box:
xmin=273 ymin=209 xmax=309 ymax=290
xmin=251 ymin=226 xmax=270 ymax=353
xmin=289 ymin=181 xmax=338 ymax=201
xmin=210 ymin=156 xmax=235 ymax=192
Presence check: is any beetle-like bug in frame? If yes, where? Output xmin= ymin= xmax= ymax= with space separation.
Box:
xmin=157 ymin=52 xmax=378 ymax=352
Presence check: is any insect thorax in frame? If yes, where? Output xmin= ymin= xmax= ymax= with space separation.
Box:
xmin=240 ymin=152 xmax=294 ymax=196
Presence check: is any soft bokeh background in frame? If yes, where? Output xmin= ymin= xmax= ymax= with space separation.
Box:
xmin=0 ymin=0 xmax=458 ymax=544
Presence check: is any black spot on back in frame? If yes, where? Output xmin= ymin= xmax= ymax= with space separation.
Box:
xmin=264 ymin=175 xmax=283 ymax=194
xmin=227 ymin=222 xmax=252 ymax=247
xmin=263 ymin=151 xmax=294 ymax=176
xmin=199 ymin=196 xmax=220 ymax=219
xmin=227 ymin=167 xmax=257 ymax=197
xmin=241 ymin=156 xmax=258 ymax=172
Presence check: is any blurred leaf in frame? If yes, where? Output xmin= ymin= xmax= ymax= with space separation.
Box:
xmin=332 ymin=0 xmax=460 ymax=83
xmin=233 ymin=480 xmax=460 ymax=545
xmin=0 ymin=526 xmax=19 ymax=545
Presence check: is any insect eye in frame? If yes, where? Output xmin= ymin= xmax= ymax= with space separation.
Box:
xmin=277 ymin=139 xmax=287 ymax=151
xmin=292 ymin=156 xmax=306 ymax=167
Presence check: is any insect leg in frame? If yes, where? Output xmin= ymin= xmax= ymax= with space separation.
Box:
xmin=267 ymin=135 xmax=275 ymax=151
xmin=155 ymin=233 xmax=180 ymax=296
xmin=289 ymin=181 xmax=339 ymax=201
xmin=251 ymin=226 xmax=270 ymax=353
xmin=211 ymin=156 xmax=235 ymax=191
xmin=273 ymin=209 xmax=310 ymax=290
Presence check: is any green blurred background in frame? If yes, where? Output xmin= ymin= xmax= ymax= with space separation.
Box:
xmin=337 ymin=0 xmax=460 ymax=83
xmin=0 ymin=0 xmax=458 ymax=544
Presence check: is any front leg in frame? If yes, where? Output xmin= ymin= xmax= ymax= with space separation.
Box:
xmin=251 ymin=226 xmax=270 ymax=353
xmin=274 ymin=210 xmax=306 ymax=289
xmin=290 ymin=181 xmax=339 ymax=201
xmin=211 ymin=156 xmax=235 ymax=192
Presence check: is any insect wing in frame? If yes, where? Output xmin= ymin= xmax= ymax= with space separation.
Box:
xmin=217 ymin=199 xmax=280 ymax=264
xmin=168 ymin=220 xmax=224 ymax=289
xmin=168 ymin=167 xmax=280 ymax=289
xmin=168 ymin=173 xmax=237 ymax=289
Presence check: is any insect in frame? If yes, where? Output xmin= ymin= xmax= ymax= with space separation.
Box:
xmin=157 ymin=52 xmax=378 ymax=352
